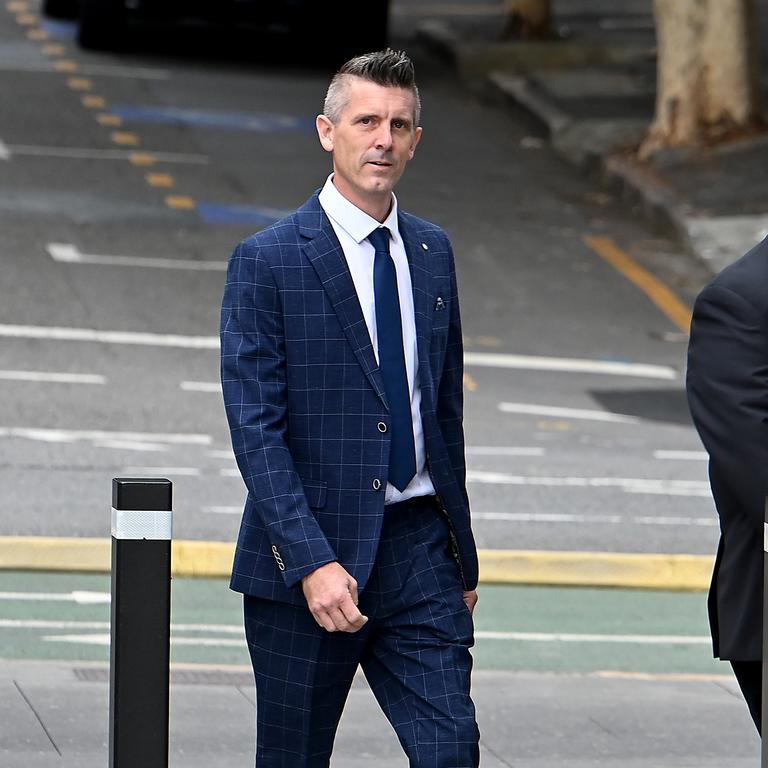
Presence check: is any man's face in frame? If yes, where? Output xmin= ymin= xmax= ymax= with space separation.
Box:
xmin=316 ymin=77 xmax=422 ymax=216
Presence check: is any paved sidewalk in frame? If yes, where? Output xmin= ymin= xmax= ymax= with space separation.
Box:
xmin=0 ymin=660 xmax=760 ymax=767
xmin=418 ymin=0 xmax=768 ymax=274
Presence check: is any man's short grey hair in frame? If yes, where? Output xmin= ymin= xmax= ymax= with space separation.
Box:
xmin=323 ymin=49 xmax=421 ymax=127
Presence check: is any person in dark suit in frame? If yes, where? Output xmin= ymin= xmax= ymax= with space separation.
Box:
xmin=686 ymin=237 xmax=768 ymax=733
xmin=220 ymin=49 xmax=480 ymax=766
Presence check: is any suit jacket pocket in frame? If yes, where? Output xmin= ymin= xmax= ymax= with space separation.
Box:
xmin=300 ymin=478 xmax=327 ymax=509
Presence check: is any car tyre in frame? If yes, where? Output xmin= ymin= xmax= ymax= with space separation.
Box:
xmin=78 ymin=0 xmax=127 ymax=51
xmin=43 ymin=0 xmax=78 ymax=19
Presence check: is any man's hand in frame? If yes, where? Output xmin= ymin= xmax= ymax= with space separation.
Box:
xmin=463 ymin=589 xmax=478 ymax=615
xmin=302 ymin=562 xmax=369 ymax=633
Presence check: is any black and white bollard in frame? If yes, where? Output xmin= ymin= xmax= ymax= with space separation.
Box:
xmin=110 ymin=478 xmax=173 ymax=768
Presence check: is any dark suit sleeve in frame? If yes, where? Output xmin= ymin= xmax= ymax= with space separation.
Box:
xmin=220 ymin=240 xmax=337 ymax=588
xmin=687 ymin=283 xmax=768 ymax=522
xmin=436 ymin=238 xmax=469 ymax=507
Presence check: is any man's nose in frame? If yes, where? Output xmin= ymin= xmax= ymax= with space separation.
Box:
xmin=374 ymin=125 xmax=393 ymax=150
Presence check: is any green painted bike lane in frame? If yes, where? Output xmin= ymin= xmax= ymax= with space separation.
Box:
xmin=0 ymin=571 xmax=723 ymax=676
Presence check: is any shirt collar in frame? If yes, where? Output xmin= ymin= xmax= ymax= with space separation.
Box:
xmin=319 ymin=174 xmax=401 ymax=246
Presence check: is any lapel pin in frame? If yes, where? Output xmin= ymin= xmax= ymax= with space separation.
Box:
xmin=435 ymin=297 xmax=445 ymax=310
xmin=421 ymin=243 xmax=429 ymax=250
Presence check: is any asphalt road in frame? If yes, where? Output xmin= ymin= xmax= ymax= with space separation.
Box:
xmin=0 ymin=0 xmax=719 ymax=556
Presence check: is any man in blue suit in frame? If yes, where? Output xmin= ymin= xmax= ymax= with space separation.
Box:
xmin=220 ymin=49 xmax=480 ymax=766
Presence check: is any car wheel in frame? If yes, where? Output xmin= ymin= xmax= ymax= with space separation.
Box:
xmin=77 ymin=0 xmax=127 ymax=51
xmin=43 ymin=0 xmax=78 ymax=19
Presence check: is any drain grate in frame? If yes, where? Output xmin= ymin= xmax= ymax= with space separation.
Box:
xmin=73 ymin=667 xmax=254 ymax=687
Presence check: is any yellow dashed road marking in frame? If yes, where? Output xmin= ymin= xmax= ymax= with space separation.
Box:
xmin=146 ymin=173 xmax=175 ymax=189
xmin=165 ymin=195 xmax=196 ymax=210
xmin=82 ymin=95 xmax=106 ymax=109
xmin=15 ymin=12 xmax=36 ymax=24
xmin=463 ymin=372 xmax=478 ymax=392
xmin=110 ymin=131 xmax=140 ymax=146
xmin=54 ymin=60 xmax=80 ymax=72
xmin=67 ymin=77 xmax=93 ymax=91
xmin=129 ymin=152 xmax=157 ymax=167
xmin=584 ymin=235 xmax=693 ymax=335
xmin=6 ymin=1 xmax=29 ymax=11
xmin=97 ymin=114 xmax=123 ymax=127
xmin=43 ymin=43 xmax=66 ymax=55
xmin=26 ymin=28 xmax=47 ymax=40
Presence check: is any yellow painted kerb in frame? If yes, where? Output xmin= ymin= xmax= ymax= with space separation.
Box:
xmin=0 ymin=537 xmax=713 ymax=590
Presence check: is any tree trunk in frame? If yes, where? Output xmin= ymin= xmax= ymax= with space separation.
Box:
xmin=503 ymin=0 xmax=553 ymax=40
xmin=641 ymin=0 xmax=763 ymax=158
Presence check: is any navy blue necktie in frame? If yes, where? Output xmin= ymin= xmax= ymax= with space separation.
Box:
xmin=368 ymin=227 xmax=417 ymax=492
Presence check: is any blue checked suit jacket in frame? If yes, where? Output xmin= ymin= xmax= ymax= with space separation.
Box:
xmin=221 ymin=192 xmax=478 ymax=606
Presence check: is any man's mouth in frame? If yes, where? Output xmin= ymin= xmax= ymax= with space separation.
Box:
xmin=367 ymin=160 xmax=392 ymax=167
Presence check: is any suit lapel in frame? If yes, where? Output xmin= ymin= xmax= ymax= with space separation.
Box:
xmin=299 ymin=197 xmax=387 ymax=407
xmin=399 ymin=215 xmax=434 ymax=380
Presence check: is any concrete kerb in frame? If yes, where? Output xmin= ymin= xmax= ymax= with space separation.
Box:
xmin=0 ymin=537 xmax=713 ymax=591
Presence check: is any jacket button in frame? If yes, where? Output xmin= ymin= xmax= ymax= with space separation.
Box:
xmin=377 ymin=422 xmax=387 ymax=433
xmin=373 ymin=479 xmax=382 ymax=491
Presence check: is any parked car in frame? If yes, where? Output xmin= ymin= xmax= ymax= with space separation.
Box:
xmin=43 ymin=0 xmax=389 ymax=58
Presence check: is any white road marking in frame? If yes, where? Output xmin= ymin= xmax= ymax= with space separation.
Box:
xmin=0 ymin=370 xmax=105 ymax=384
xmin=654 ymin=450 xmax=708 ymax=461
xmin=0 ymin=61 xmax=170 ymax=79
xmin=44 ymin=634 xmax=247 ymax=647
xmin=207 ymin=449 xmax=235 ymax=460
xmin=473 ymin=511 xmax=716 ymax=527
xmin=465 ymin=446 xmax=545 ymax=457
xmin=0 ymin=138 xmax=10 ymax=160
xmin=0 ymin=427 xmax=211 ymax=445
xmin=94 ymin=439 xmax=169 ymax=452
xmin=465 ymin=352 xmax=678 ymax=380
xmin=498 ymin=402 xmax=640 ymax=424
xmin=0 ymin=324 xmax=219 ymax=349
xmin=8 ymin=145 xmax=208 ymax=164
xmin=220 ymin=468 xmax=241 ymax=478
xmin=122 ymin=466 xmax=201 ymax=476
xmin=47 ymin=243 xmax=227 ymax=271
xmin=181 ymin=381 xmax=222 ymax=392
xmin=203 ymin=506 xmax=242 ymax=515
xmin=0 ymin=591 xmax=110 ymax=604
xmin=467 ymin=470 xmax=711 ymax=497
xmin=475 ymin=631 xmax=709 ymax=644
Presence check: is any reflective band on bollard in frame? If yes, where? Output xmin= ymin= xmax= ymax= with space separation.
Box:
xmin=110 ymin=478 xmax=172 ymax=768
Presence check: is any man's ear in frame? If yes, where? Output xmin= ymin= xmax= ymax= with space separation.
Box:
xmin=316 ymin=114 xmax=334 ymax=153
xmin=408 ymin=126 xmax=423 ymax=160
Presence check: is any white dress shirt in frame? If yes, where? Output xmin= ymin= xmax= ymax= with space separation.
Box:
xmin=318 ymin=174 xmax=435 ymax=503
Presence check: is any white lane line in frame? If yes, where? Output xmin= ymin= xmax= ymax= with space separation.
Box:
xmin=473 ymin=511 xmax=717 ymax=527
xmin=476 ymin=631 xmax=709 ymax=644
xmin=48 ymin=243 xmax=227 ymax=271
xmin=465 ymin=352 xmax=678 ymax=380
xmin=40 ymin=630 xmax=710 ymax=648
xmin=0 ymin=370 xmax=105 ymax=384
xmin=654 ymin=450 xmax=708 ymax=461
xmin=0 ymin=61 xmax=170 ymax=78
xmin=8 ymin=145 xmax=208 ymax=164
xmin=94 ymin=439 xmax=170 ymax=452
xmin=465 ymin=446 xmax=545 ymax=457
xmin=207 ymin=449 xmax=235 ymax=460
xmin=0 ymin=427 xmax=211 ymax=445
xmin=498 ymin=402 xmax=640 ymax=424
xmin=0 ymin=591 xmax=110 ymax=604
xmin=0 ymin=324 xmax=219 ymax=349
xmin=467 ymin=470 xmax=711 ymax=497
xmin=220 ymin=468 xmax=241 ymax=478
xmin=0 ymin=138 xmax=9 ymax=161
xmin=181 ymin=381 xmax=222 ymax=392
xmin=203 ymin=506 xmax=242 ymax=515
xmin=122 ymin=466 xmax=201 ymax=476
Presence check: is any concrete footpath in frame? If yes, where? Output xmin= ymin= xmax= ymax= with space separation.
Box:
xmin=1 ymin=660 xmax=759 ymax=767
xmin=418 ymin=0 xmax=768 ymax=275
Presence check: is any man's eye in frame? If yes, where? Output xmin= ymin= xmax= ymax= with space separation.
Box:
xmin=393 ymin=121 xmax=404 ymax=129
xmin=360 ymin=117 xmax=371 ymax=125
